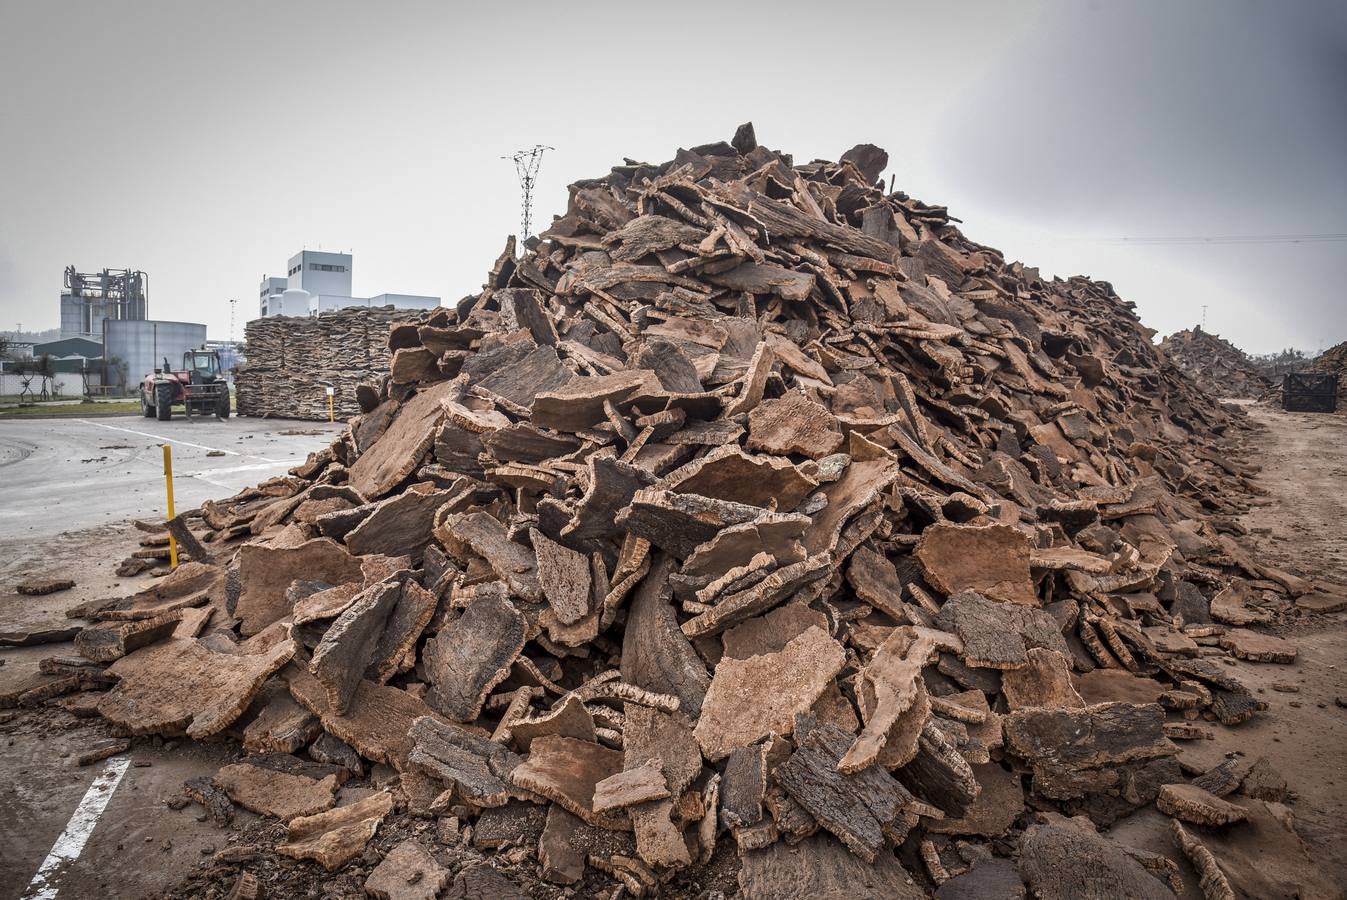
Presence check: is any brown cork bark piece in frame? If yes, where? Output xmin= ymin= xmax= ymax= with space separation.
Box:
xmin=592 ymin=758 xmax=670 ymax=813
xmin=364 ymin=838 xmax=452 ymax=900
xmin=277 ymin=790 xmax=394 ymax=871
xmin=694 ymin=625 xmax=845 ymax=762
xmin=935 ymin=590 xmax=1068 ymax=670
xmin=530 ymin=528 xmax=591 ymax=625
xmin=1157 ymin=783 xmax=1249 ymax=826
xmin=621 ymin=555 xmax=710 ymax=719
xmin=98 ymin=636 xmax=295 ymax=739
xmin=406 ymin=715 xmax=523 ymax=808
xmin=348 ymin=381 xmax=456 ymax=500
xmin=916 ymin=523 xmax=1038 ymax=606
xmin=213 ymin=759 xmax=341 ymax=821
xmin=310 ymin=578 xmax=402 ymax=713
xmin=745 ymin=392 xmax=844 ymax=460
xmin=289 ymin=666 xmax=443 ymax=770
xmin=423 ymin=591 xmax=526 ymax=722
xmin=235 ymin=539 xmax=362 ymax=636
xmin=774 ymin=714 xmax=915 ymax=863
xmin=1001 ymin=648 xmax=1086 ymax=710
xmin=508 ymin=734 xmax=627 ymax=829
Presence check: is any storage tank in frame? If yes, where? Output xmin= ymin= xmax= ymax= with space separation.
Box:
xmin=279 ymin=288 xmax=312 ymax=317
xmin=104 ymin=319 xmax=208 ymax=392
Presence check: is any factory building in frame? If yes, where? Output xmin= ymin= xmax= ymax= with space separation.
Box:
xmin=255 ymin=250 xmax=439 ymax=319
xmin=59 ymin=266 xmax=149 ymax=339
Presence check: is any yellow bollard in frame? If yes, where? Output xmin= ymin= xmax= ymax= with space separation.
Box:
xmin=326 ymin=385 xmax=335 ymax=423
xmin=162 ymin=444 xmax=179 ymax=569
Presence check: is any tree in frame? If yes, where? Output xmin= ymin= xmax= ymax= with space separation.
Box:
xmin=106 ymin=355 xmax=130 ymax=393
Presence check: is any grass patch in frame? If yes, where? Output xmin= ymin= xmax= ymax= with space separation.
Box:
xmin=0 ymin=400 xmax=145 ymax=418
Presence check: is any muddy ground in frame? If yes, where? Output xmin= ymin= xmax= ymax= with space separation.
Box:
xmin=1 ymin=403 xmax=1344 ymax=898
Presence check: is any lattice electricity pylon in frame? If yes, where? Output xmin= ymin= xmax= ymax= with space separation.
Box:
xmin=503 ymin=145 xmax=554 ymax=240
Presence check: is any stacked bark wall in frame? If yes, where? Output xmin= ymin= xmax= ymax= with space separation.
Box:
xmin=236 ymin=306 xmax=433 ymax=420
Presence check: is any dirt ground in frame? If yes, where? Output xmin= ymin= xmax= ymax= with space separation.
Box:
xmin=1 ymin=403 xmax=1344 ymax=898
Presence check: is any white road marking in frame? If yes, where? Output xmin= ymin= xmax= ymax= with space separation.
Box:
xmin=181 ymin=459 xmax=306 ymax=477
xmin=181 ymin=458 xmax=306 ymax=489
xmin=71 ymin=420 xmax=241 ymax=456
xmin=25 ymin=755 xmax=132 ymax=899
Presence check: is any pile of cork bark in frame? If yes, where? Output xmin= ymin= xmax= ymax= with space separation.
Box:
xmin=1157 ymin=327 xmax=1272 ymax=400
xmin=1307 ymin=340 xmax=1347 ymax=402
xmin=43 ymin=125 xmax=1332 ymax=898
xmin=236 ymin=306 xmax=431 ymax=420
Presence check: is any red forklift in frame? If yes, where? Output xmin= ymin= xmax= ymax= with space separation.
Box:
xmin=140 ymin=348 xmax=231 ymax=420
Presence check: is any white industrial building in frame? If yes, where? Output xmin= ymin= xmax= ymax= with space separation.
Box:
xmin=256 ymin=250 xmax=439 ymax=319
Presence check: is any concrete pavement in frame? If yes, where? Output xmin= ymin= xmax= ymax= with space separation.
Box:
xmin=0 ymin=415 xmax=344 ymax=541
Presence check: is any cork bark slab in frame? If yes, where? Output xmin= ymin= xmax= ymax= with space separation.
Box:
xmin=423 ymin=592 xmax=526 ymax=722
xmin=592 ymin=758 xmax=670 ymax=813
xmin=842 ymin=625 xmax=961 ymax=773
xmin=680 ymin=553 xmax=833 ymax=640
xmin=509 ymin=734 xmax=628 ymax=829
xmin=621 ymin=555 xmax=710 ymax=720
xmin=75 ymin=611 xmax=183 ymax=662
xmin=508 ymin=694 xmax=596 ymax=751
xmin=694 ymin=625 xmax=845 ymax=762
xmin=1217 ymin=628 xmax=1297 ymax=663
xmin=310 ymin=579 xmax=402 ymax=713
xmin=916 ymin=523 xmax=1038 ymax=606
xmin=934 ymin=590 xmax=1068 ymax=670
xmin=96 ymin=561 xmax=224 ymax=622
xmin=242 ymin=684 xmax=321 ymax=754
xmin=666 ymin=445 xmax=817 ymax=512
xmin=1017 ymin=824 xmax=1176 ymax=900
xmin=531 ymin=528 xmax=591 ymax=625
xmin=443 ymin=512 xmax=542 ymax=602
xmin=845 ymin=544 xmax=908 ymax=621
xmin=1001 ymin=648 xmax=1086 ymax=710
xmin=364 ymin=838 xmax=452 ymax=900
xmin=529 ymin=371 xmax=655 ymax=432
xmin=235 ymin=538 xmax=363 ymax=636
xmin=775 ymin=715 xmax=913 ymax=863
xmin=1156 ymin=782 xmax=1248 ymax=826
xmin=277 ymin=790 xmax=393 ymax=871
xmin=407 ymin=715 xmax=523 ymax=808
xmin=926 ymin=762 xmax=1024 ymax=837
xmin=98 ymin=636 xmax=295 ymax=739
xmin=344 ymin=486 xmax=455 ymax=559
xmin=474 ymin=345 xmax=574 ymax=410
xmin=288 ymin=666 xmax=443 ymax=770
xmin=214 ymin=760 xmax=341 ymax=821
xmin=721 ymin=603 xmax=828 ymax=661
xmin=1003 ymin=702 xmax=1177 ymax=772
xmin=623 ymin=705 xmax=701 ymax=868
xmin=745 ymin=392 xmax=844 ymax=460
xmin=738 ymin=833 xmax=926 ymax=900
xmin=366 ymin=579 xmax=438 ymax=683
xmin=348 ymin=381 xmax=456 ymax=500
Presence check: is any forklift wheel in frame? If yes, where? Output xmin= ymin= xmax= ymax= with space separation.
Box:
xmin=156 ymin=384 xmax=173 ymax=421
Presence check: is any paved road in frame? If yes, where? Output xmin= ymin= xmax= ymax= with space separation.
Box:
xmin=0 ymin=415 xmax=343 ymax=541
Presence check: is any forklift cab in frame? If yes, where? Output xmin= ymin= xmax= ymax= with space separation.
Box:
xmin=178 ymin=350 xmax=222 ymax=384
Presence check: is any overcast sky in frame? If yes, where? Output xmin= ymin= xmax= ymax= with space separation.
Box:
xmin=1 ymin=0 xmax=1343 ymax=355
